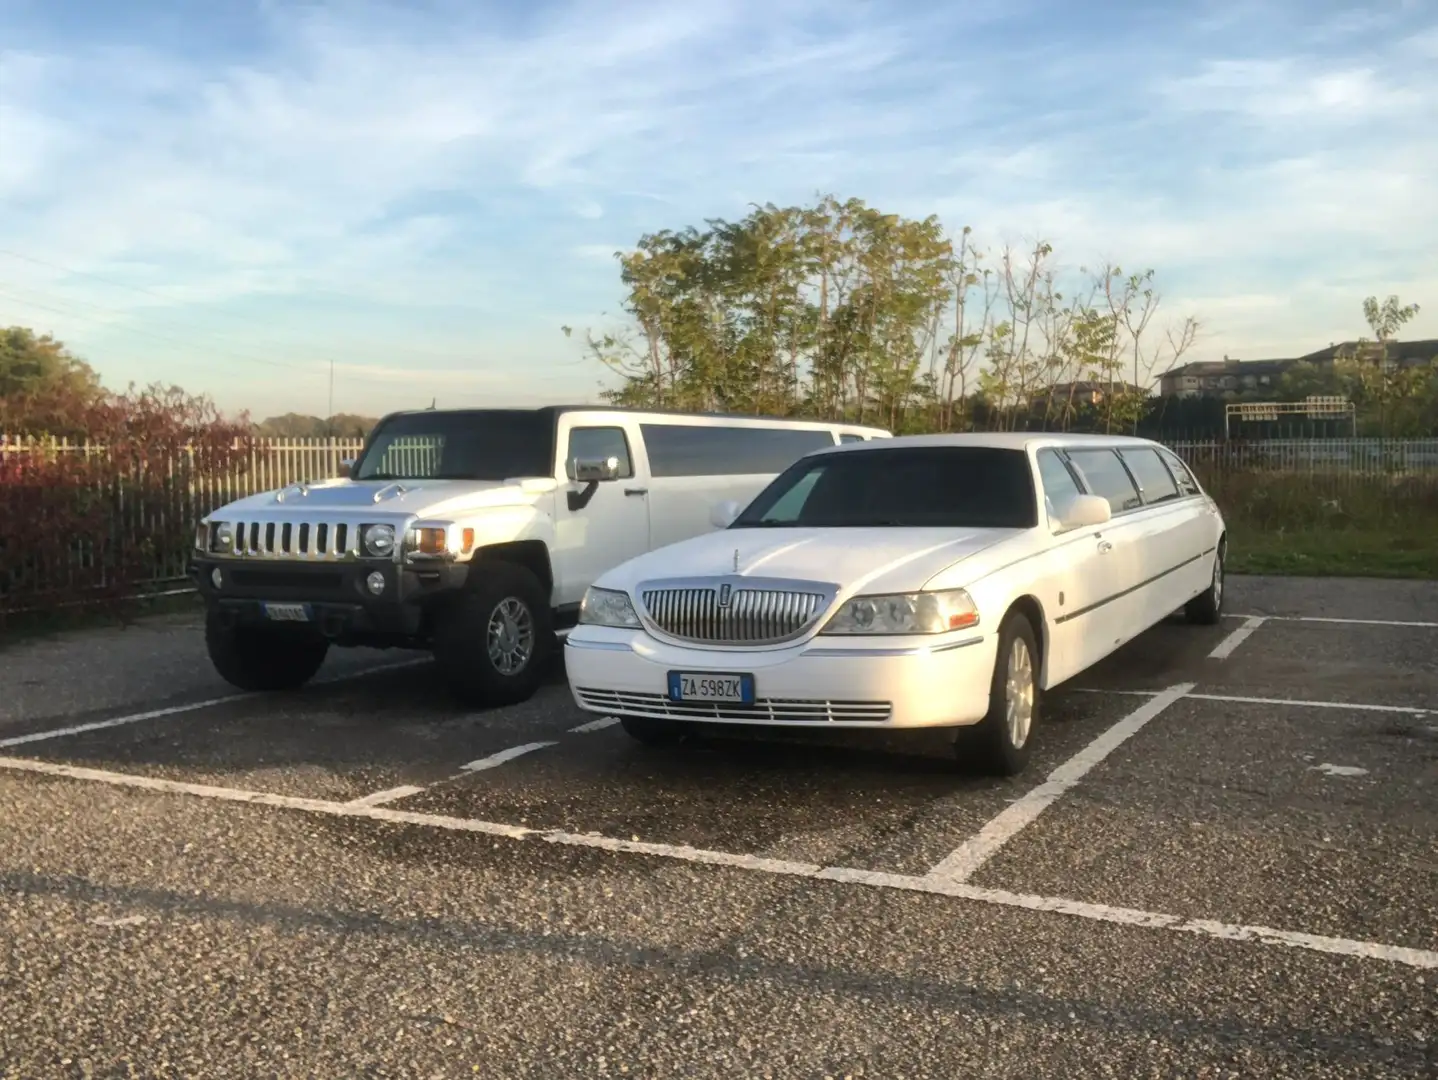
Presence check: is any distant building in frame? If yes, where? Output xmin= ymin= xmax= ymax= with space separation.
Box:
xmin=1028 ymin=380 xmax=1146 ymax=408
xmin=1158 ymin=339 xmax=1438 ymax=399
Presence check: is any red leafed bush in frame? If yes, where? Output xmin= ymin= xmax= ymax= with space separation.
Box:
xmin=0 ymin=383 xmax=258 ymax=616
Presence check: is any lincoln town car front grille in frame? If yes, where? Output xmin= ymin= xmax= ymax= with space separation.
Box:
xmin=223 ymin=520 xmax=364 ymax=561
xmin=640 ymin=586 xmax=827 ymax=645
xmin=574 ymin=688 xmax=892 ymax=724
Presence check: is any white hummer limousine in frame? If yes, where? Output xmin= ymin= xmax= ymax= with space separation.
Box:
xmin=189 ymin=405 xmax=888 ymax=704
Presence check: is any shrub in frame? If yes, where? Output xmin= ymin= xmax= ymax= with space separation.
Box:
xmin=0 ymin=383 xmax=257 ymax=617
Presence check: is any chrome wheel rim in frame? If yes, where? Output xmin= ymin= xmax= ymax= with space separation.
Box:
xmin=1005 ymin=637 xmax=1035 ymax=749
xmin=486 ymin=597 xmax=534 ymax=675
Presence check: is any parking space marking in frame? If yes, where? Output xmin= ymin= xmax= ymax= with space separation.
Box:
xmin=1229 ymin=614 xmax=1438 ymax=629
xmin=1207 ymin=615 xmax=1267 ymax=660
xmin=345 ymin=785 xmax=427 ymax=807
xmin=1187 ymin=692 xmax=1430 ymax=717
xmin=459 ymin=741 xmax=559 ymax=772
xmin=570 ymin=717 xmax=620 ymax=734
xmin=925 ymin=683 xmax=1196 ymax=884
xmin=0 ymin=658 xmax=434 ymax=751
xmin=2 ymin=750 xmax=1434 ymax=971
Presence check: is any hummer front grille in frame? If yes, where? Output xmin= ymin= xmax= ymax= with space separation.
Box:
xmin=221 ymin=519 xmax=366 ymax=561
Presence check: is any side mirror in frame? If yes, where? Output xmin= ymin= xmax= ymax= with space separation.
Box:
xmin=573 ymin=456 xmax=621 ymax=483
xmin=1052 ymin=493 xmax=1111 ymax=531
xmin=710 ymin=499 xmax=742 ymax=529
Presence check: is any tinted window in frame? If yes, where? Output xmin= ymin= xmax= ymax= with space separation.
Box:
xmin=838 ymin=432 xmax=867 ymax=443
xmin=355 ymin=410 xmax=553 ymax=481
xmin=565 ymin=426 xmax=633 ymax=479
xmin=1157 ymin=448 xmax=1201 ymax=496
xmin=640 ymin=423 xmax=835 ymax=477
xmin=1036 ymin=449 xmax=1082 ymax=509
xmin=1118 ymin=448 xmax=1180 ymax=504
xmin=733 ymin=447 xmax=1038 ymax=529
xmin=1066 ymin=448 xmax=1142 ymax=513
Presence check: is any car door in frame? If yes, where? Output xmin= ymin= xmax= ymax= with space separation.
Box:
xmin=1060 ymin=446 xmax=1148 ymax=665
xmin=1116 ymin=445 xmax=1204 ymax=623
xmin=1032 ymin=448 xmax=1131 ymax=682
xmin=550 ymin=416 xmax=651 ymax=609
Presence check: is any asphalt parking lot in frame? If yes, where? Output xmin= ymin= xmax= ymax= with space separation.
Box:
xmin=2 ymin=575 xmax=1435 ymax=1078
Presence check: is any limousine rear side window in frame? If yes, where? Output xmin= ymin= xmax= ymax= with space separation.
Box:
xmin=1157 ymin=448 xmax=1202 ymax=497
xmin=639 ymin=423 xmax=836 ymax=477
xmin=1064 ymin=448 xmax=1143 ymax=513
xmin=566 ymin=425 xmax=635 ymax=480
xmin=1118 ymin=447 xmax=1181 ymax=505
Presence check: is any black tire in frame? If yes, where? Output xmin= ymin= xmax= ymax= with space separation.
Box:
xmin=960 ymin=609 xmax=1041 ymax=776
xmin=1186 ymin=542 xmax=1225 ymax=625
xmin=619 ymin=716 xmax=686 ymax=746
xmin=204 ymin=612 xmax=329 ymax=692
xmin=432 ymin=561 xmax=554 ymax=707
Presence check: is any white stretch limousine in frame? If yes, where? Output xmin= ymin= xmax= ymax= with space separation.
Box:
xmin=564 ymin=432 xmax=1226 ymax=775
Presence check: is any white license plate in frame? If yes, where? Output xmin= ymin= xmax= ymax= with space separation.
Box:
xmin=263 ymin=603 xmax=311 ymax=622
xmin=667 ymin=671 xmax=754 ymax=704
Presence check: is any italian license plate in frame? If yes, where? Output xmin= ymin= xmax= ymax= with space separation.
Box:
xmin=263 ymin=602 xmax=311 ymax=622
xmin=667 ymin=671 xmax=755 ymax=704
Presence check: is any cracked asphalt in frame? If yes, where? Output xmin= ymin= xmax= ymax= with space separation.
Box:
xmin=1 ymin=575 xmax=1435 ymax=1078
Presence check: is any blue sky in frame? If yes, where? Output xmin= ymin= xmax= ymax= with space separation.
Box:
xmin=1 ymin=0 xmax=1434 ymax=421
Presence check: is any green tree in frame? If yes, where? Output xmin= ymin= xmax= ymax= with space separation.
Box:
xmin=0 ymin=327 xmax=103 ymax=401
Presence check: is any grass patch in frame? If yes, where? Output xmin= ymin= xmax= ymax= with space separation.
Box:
xmin=1226 ymin=526 xmax=1438 ymax=579
xmin=0 ymin=589 xmax=202 ymax=650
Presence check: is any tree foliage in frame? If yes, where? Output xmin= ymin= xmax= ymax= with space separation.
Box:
xmin=576 ymin=194 xmax=1200 ymax=434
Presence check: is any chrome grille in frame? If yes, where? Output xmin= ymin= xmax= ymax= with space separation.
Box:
xmin=222 ymin=519 xmax=365 ymax=561
xmin=640 ymin=585 xmax=827 ymax=644
xmin=575 ymin=688 xmax=891 ymax=724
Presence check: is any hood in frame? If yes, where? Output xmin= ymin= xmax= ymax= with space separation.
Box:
xmin=213 ymin=477 xmax=556 ymax=520
xmin=602 ymin=526 xmax=1021 ymax=597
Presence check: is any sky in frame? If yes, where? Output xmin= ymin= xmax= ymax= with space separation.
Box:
xmin=1 ymin=0 xmax=1435 ymax=422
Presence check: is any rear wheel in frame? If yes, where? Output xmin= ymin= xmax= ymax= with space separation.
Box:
xmin=433 ymin=561 xmax=554 ymax=707
xmin=1185 ymin=542 xmax=1225 ymax=625
xmin=204 ymin=612 xmax=329 ymax=691
xmin=961 ymin=609 xmax=1040 ymax=776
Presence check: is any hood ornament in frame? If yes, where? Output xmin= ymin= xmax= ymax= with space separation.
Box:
xmin=732 ymin=548 xmax=740 ymax=573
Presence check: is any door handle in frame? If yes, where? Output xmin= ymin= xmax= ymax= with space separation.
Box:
xmin=1097 ymin=540 xmax=1113 ymax=554
xmin=624 ymin=487 xmax=648 ymax=497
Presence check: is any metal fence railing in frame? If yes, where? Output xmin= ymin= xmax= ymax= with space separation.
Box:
xmin=3 ymin=434 xmax=1437 ymax=611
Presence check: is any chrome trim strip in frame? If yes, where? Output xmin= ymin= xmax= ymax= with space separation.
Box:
xmin=563 ymin=638 xmax=633 ymax=652
xmin=803 ymin=634 xmax=983 ymax=658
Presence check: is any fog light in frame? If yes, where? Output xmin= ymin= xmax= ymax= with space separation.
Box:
xmin=366 ymin=571 xmax=386 ymax=596
xmin=210 ymin=567 xmax=223 ymax=589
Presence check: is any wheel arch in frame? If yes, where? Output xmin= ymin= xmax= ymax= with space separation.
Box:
xmin=470 ymin=539 xmax=554 ymax=603
xmin=1000 ymin=593 xmax=1050 ymax=687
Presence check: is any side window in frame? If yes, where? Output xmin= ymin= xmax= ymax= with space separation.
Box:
xmin=838 ymin=432 xmax=866 ymax=443
xmin=1157 ymin=448 xmax=1201 ymax=497
xmin=1118 ymin=447 xmax=1180 ymax=505
xmin=1036 ymin=449 xmax=1082 ymax=512
xmin=1066 ymin=448 xmax=1143 ymax=513
xmin=640 ymin=423 xmax=835 ymax=477
xmin=565 ymin=426 xmax=633 ymax=479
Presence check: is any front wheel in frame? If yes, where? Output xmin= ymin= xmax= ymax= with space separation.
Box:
xmin=432 ymin=561 xmax=554 ymax=707
xmin=1185 ymin=543 xmax=1225 ymax=625
xmin=204 ymin=612 xmax=329 ymax=691
xmin=960 ymin=610 xmax=1040 ymax=776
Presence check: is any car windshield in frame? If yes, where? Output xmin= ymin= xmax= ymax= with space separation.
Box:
xmin=731 ymin=446 xmax=1039 ymax=529
xmin=353 ymin=410 xmax=554 ymax=482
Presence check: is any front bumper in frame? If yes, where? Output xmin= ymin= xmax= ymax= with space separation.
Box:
xmin=189 ymin=556 xmax=468 ymax=639
xmin=563 ymin=625 xmax=999 ymax=729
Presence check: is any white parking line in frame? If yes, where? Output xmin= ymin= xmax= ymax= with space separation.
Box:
xmin=459 ymin=742 xmax=558 ymax=772
xmin=569 ymin=717 xmax=620 ymax=734
xmin=345 ymin=785 xmax=427 ymax=807
xmin=1229 ymin=614 xmax=1438 ymax=629
xmin=1207 ymin=615 xmax=1267 ymax=660
xmin=925 ymin=683 xmax=1196 ymax=884
xmin=0 ymin=657 xmax=433 ymax=750
xmin=1187 ymin=692 xmax=1430 ymax=717
xmin=1 ymin=751 xmax=1432 ymax=971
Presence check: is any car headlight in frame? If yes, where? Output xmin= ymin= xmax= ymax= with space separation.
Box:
xmin=579 ymin=586 xmax=641 ymax=628
xmin=362 ymin=523 xmax=396 ymax=557
xmin=210 ymin=522 xmax=234 ymax=553
xmin=820 ymin=588 xmax=979 ymax=635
